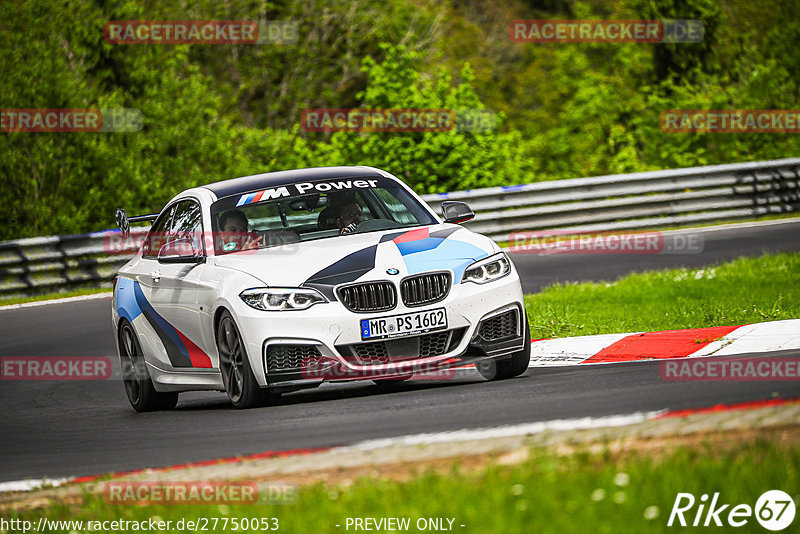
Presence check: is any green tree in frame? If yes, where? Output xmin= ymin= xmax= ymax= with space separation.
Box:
xmin=326 ymin=44 xmax=530 ymax=193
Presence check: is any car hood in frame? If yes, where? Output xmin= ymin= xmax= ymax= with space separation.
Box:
xmin=212 ymin=224 xmax=497 ymax=296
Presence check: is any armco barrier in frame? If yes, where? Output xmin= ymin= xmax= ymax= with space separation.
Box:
xmin=422 ymin=158 xmax=800 ymax=240
xmin=1 ymin=158 xmax=799 ymax=297
xmin=0 ymin=229 xmax=148 ymax=297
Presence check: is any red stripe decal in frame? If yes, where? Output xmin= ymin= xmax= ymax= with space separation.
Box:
xmin=393 ymin=228 xmax=429 ymax=244
xmin=252 ymin=190 xmax=265 ymax=203
xmin=176 ymin=330 xmax=213 ymax=368
xmin=582 ymin=325 xmax=743 ymax=364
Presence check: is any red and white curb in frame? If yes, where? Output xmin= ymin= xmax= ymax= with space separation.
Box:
xmin=3 ymin=398 xmax=798 ymax=494
xmin=528 ymin=319 xmax=800 ymax=367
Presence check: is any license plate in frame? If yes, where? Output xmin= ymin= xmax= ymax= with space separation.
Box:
xmin=360 ymin=308 xmax=447 ymax=340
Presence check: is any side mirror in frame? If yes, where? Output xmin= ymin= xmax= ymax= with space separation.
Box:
xmin=441 ymin=201 xmax=475 ymax=224
xmin=158 ymin=238 xmax=204 ymax=264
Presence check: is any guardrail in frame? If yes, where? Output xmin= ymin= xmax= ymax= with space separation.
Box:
xmin=1 ymin=158 xmax=799 ymax=297
xmin=0 ymin=229 xmax=150 ymax=298
xmin=422 ymin=158 xmax=800 ymax=240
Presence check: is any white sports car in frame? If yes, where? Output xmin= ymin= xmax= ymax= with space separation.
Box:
xmin=112 ymin=166 xmax=530 ymax=410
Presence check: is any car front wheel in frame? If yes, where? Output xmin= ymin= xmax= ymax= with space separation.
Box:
xmin=216 ymin=311 xmax=275 ymax=409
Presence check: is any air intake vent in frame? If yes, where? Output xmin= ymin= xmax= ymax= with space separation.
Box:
xmin=401 ymin=272 xmax=451 ymax=307
xmin=266 ymin=344 xmax=321 ymax=371
xmin=337 ymin=281 xmax=397 ymax=313
xmin=478 ymin=309 xmax=519 ymax=341
xmin=336 ymin=328 xmax=466 ymax=364
xmin=351 ymin=342 xmax=390 ymax=365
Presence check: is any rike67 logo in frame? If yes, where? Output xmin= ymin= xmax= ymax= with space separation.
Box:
xmin=668 ymin=490 xmax=796 ymax=531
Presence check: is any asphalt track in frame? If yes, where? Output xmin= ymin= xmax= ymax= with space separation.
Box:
xmin=1 ymin=220 xmax=799 ymax=482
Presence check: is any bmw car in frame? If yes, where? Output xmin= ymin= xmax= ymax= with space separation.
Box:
xmin=112 ymin=166 xmax=530 ymax=411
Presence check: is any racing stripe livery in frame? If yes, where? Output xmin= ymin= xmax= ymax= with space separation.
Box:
xmin=116 ymin=277 xmax=212 ymax=368
xmin=112 ymin=166 xmax=529 ymax=410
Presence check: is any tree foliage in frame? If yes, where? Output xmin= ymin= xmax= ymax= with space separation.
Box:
xmin=1 ymin=0 xmax=798 ymax=239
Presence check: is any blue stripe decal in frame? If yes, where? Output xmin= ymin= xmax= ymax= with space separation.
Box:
xmin=236 ymin=193 xmax=255 ymax=207
xmin=401 ymin=240 xmax=488 ymax=282
xmin=395 ymin=237 xmax=445 ymax=256
xmin=133 ymin=281 xmax=193 ymax=367
xmin=115 ymin=277 xmax=142 ymax=323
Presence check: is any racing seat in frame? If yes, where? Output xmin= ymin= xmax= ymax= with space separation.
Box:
xmin=260 ymin=230 xmax=300 ymax=246
xmin=317 ymin=206 xmax=338 ymax=230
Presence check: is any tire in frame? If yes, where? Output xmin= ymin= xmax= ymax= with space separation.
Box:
xmin=118 ymin=320 xmax=179 ymax=412
xmin=477 ymin=315 xmax=531 ymax=381
xmin=216 ymin=310 xmax=275 ymax=409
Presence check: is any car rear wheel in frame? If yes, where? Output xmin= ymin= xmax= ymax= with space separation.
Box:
xmin=476 ymin=316 xmax=531 ymax=381
xmin=217 ymin=311 xmax=275 ymax=409
xmin=119 ymin=320 xmax=179 ymax=412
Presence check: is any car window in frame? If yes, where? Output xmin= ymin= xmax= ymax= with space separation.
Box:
xmin=373 ymin=188 xmax=419 ymax=225
xmin=210 ymin=177 xmax=437 ymax=254
xmin=243 ymin=202 xmax=282 ymax=230
xmin=170 ymin=200 xmax=204 ymax=254
xmin=141 ymin=200 xmax=203 ymax=258
xmin=170 ymin=201 xmax=200 ymax=238
xmin=141 ymin=205 xmax=175 ymax=258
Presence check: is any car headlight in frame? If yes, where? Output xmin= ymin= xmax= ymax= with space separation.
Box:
xmin=462 ymin=252 xmax=511 ymax=284
xmin=239 ymin=287 xmax=327 ymax=311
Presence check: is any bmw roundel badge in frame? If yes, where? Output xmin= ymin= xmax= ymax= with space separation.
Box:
xmin=386 ymin=268 xmax=399 ymax=275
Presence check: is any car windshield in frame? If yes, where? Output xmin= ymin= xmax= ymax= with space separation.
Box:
xmin=210 ymin=176 xmax=437 ymax=254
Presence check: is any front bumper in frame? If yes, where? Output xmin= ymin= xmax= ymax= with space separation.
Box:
xmin=232 ymin=270 xmax=526 ymax=389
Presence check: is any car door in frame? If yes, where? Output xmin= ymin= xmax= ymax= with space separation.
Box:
xmin=138 ymin=199 xmax=213 ymax=370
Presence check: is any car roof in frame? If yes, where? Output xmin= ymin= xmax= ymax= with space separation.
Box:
xmin=201 ymin=166 xmax=385 ymax=199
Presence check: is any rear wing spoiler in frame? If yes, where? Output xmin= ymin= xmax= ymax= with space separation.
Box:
xmin=115 ymin=208 xmax=159 ymax=238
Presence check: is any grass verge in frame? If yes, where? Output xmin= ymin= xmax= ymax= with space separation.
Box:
xmin=523 ymin=251 xmax=800 ymax=338
xmin=5 ymin=435 xmax=798 ymax=534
